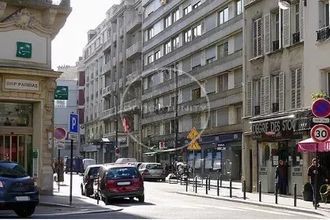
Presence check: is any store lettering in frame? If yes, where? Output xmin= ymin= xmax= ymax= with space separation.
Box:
xmin=252 ymin=119 xmax=297 ymax=135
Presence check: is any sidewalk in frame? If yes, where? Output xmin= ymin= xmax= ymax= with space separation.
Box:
xmin=172 ymin=178 xmax=330 ymax=218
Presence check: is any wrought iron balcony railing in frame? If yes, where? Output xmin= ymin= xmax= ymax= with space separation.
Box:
xmin=317 ymin=26 xmax=330 ymax=41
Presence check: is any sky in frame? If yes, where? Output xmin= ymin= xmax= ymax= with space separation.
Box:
xmin=51 ymin=0 xmax=121 ymax=70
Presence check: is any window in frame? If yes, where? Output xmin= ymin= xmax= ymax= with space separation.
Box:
xmin=154 ymin=50 xmax=161 ymax=60
xmin=163 ymin=69 xmax=171 ymax=81
xmin=294 ymin=4 xmax=300 ymax=33
xmin=184 ymin=29 xmax=192 ymax=43
xmin=193 ymin=24 xmax=202 ymax=38
xmin=253 ymin=18 xmax=263 ymax=57
xmin=193 ymin=1 xmax=201 ymax=9
xmin=236 ymin=0 xmax=242 ymax=15
xmin=206 ymin=46 xmax=216 ymax=64
xmin=173 ymin=35 xmax=180 ymax=49
xmin=165 ymin=14 xmax=172 ymax=28
xmin=165 ymin=40 xmax=172 ymax=54
xmin=236 ymin=106 xmax=242 ymax=124
xmin=272 ymin=75 xmax=280 ymax=112
xmin=148 ymin=27 xmax=154 ymax=40
xmin=217 ymin=108 xmax=228 ymax=126
xmin=272 ymin=11 xmax=280 ymax=51
xmin=147 ymin=54 xmax=154 ymax=64
xmin=208 ymin=110 xmax=217 ymax=128
xmin=219 ymin=42 xmax=228 ymax=58
xmin=192 ymin=88 xmax=201 ymax=100
xmin=219 ymin=7 xmax=229 ymax=24
xmin=253 ymin=79 xmax=261 ymax=115
xmin=218 ymin=73 xmax=228 ymax=92
xmin=291 ymin=68 xmax=302 ymax=109
xmin=173 ymin=8 xmax=180 ymax=22
xmin=183 ymin=5 xmax=192 ymax=15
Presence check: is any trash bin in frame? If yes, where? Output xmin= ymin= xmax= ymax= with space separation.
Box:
xmin=303 ymin=183 xmax=313 ymax=201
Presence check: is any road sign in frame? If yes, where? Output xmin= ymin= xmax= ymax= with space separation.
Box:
xmin=54 ymin=128 xmax=67 ymax=140
xmin=187 ymin=141 xmax=201 ymax=151
xmin=69 ymin=113 xmax=79 ymax=133
xmin=55 ymin=140 xmax=65 ymax=149
xmin=187 ymin=127 xmax=201 ymax=151
xmin=54 ymin=86 xmax=68 ymax=100
xmin=187 ymin=127 xmax=199 ymax=140
xmin=311 ymin=98 xmax=330 ymax=118
xmin=68 ymin=133 xmax=78 ymax=141
xmin=310 ymin=124 xmax=330 ymax=142
xmin=313 ymin=117 xmax=330 ymax=124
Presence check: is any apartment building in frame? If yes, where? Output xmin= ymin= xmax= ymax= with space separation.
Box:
xmin=242 ymin=0 xmax=311 ymax=194
xmin=0 ymin=0 xmax=71 ymax=194
xmin=141 ymin=0 xmax=244 ymax=179
xmin=83 ymin=0 xmax=142 ymax=162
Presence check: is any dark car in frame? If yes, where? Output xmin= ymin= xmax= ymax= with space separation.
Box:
xmin=94 ymin=164 xmax=144 ymax=204
xmin=80 ymin=164 xmax=101 ymax=197
xmin=0 ymin=161 xmax=39 ymax=218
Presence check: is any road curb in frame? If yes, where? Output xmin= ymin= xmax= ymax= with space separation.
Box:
xmin=36 ymin=208 xmax=122 ymax=217
xmin=39 ymin=202 xmax=73 ymax=208
xmin=176 ymin=192 xmax=326 ymax=217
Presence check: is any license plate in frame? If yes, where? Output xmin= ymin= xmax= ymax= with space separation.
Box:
xmin=117 ymin=181 xmax=130 ymax=186
xmin=16 ymin=196 xmax=30 ymax=201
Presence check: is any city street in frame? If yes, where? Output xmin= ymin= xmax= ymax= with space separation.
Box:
xmin=1 ymin=173 xmax=323 ymax=219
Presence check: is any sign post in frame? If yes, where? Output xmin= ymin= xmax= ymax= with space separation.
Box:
xmin=187 ymin=128 xmax=201 ymax=179
xmin=69 ymin=113 xmax=79 ymax=206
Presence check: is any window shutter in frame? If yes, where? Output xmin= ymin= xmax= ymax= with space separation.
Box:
xmin=264 ymin=14 xmax=271 ymax=54
xmin=299 ymin=0 xmax=304 ymax=41
xmin=257 ymin=18 xmax=263 ymax=56
xmin=263 ymin=76 xmax=270 ymax=114
xmin=245 ymin=81 xmax=252 ymax=117
xmin=291 ymin=70 xmax=296 ymax=109
xmin=206 ymin=79 xmax=216 ymax=94
xmin=282 ymin=8 xmax=291 ymax=47
xmin=296 ymin=68 xmax=302 ymax=108
xmin=279 ymin=72 xmax=285 ymax=112
xmin=260 ymin=78 xmax=265 ymax=115
xmin=206 ymin=46 xmax=216 ymax=60
xmin=253 ymin=20 xmax=257 ymax=57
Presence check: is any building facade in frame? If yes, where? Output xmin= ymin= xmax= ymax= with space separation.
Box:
xmin=82 ymin=0 xmax=142 ymax=163
xmin=242 ymin=0 xmax=311 ymax=195
xmin=141 ymin=0 xmax=243 ymax=180
xmin=0 ymin=0 xmax=71 ymax=194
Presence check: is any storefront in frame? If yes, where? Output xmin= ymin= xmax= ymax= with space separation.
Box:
xmin=251 ymin=112 xmax=312 ymax=195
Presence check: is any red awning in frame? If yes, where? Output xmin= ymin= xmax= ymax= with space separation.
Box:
xmin=297 ymin=138 xmax=330 ymax=152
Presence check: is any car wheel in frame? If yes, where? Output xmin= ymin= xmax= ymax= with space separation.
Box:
xmin=162 ymin=178 xmax=165 ymax=182
xmin=129 ymin=197 xmax=135 ymax=202
xmin=102 ymin=196 xmax=111 ymax=205
xmin=14 ymin=206 xmax=35 ymax=218
xmin=81 ymin=185 xmax=85 ymax=196
xmin=138 ymin=195 xmax=145 ymax=203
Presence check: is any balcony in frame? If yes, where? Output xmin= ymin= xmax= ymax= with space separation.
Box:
xmin=292 ymin=32 xmax=300 ymax=44
xmin=126 ymin=70 xmax=141 ymax=86
xmin=100 ymin=107 xmax=116 ymax=120
xmin=254 ymin=106 xmax=260 ymax=116
xmin=126 ymin=42 xmax=142 ymax=59
xmin=272 ymin=103 xmax=279 ymax=113
xmin=126 ymin=16 xmax=142 ymax=33
xmin=272 ymin=40 xmax=279 ymax=51
xmin=317 ymin=26 xmax=330 ymax=41
xmin=102 ymin=85 xmax=113 ymax=97
xmin=121 ymin=98 xmax=140 ymax=113
xmin=102 ymin=62 xmax=111 ymax=75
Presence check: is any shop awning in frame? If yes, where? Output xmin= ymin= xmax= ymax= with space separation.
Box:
xmin=297 ymin=138 xmax=330 ymax=152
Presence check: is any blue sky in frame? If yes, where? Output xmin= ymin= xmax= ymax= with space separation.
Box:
xmin=52 ymin=0 xmax=121 ymax=70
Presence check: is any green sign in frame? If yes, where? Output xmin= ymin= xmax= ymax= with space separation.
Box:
xmin=54 ymin=86 xmax=68 ymax=100
xmin=16 ymin=42 xmax=32 ymax=58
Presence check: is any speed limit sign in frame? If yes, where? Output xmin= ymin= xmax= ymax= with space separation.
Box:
xmin=310 ymin=124 xmax=330 ymax=142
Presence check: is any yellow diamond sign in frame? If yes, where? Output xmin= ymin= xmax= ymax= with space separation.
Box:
xmin=187 ymin=127 xmax=201 ymax=151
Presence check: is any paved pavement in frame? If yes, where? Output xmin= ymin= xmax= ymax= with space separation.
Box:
xmin=170 ymin=177 xmax=330 ymax=218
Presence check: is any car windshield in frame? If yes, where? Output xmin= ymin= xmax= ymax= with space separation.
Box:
xmin=107 ymin=167 xmax=139 ymax=179
xmin=88 ymin=167 xmax=100 ymax=176
xmin=0 ymin=162 xmax=28 ymax=178
xmin=146 ymin=164 xmax=162 ymax=170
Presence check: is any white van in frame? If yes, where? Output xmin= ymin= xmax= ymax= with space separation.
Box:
xmin=82 ymin=158 xmax=96 ymax=172
xmin=115 ymin=158 xmax=137 ymax=164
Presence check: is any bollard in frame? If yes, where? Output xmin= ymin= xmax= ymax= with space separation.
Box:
xmin=195 ymin=177 xmax=197 ymax=193
xmin=243 ymin=180 xmax=246 ymax=200
xmin=275 ymin=183 xmax=278 ymax=204
xmin=258 ymin=181 xmax=262 ymax=202
xmin=230 ymin=179 xmax=232 ymax=198
xmin=97 ymin=177 xmax=100 ymax=205
xmin=220 ymin=174 xmax=223 ymax=187
xmin=206 ymin=178 xmax=208 ymax=195
xmin=294 ymin=183 xmax=297 ymax=207
xmin=217 ymin=177 xmax=220 ymax=196
xmin=186 ymin=177 xmax=188 ymax=192
xmin=208 ymin=176 xmax=211 ymax=190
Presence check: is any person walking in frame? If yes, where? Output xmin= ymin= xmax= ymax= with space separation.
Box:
xmin=275 ymin=160 xmax=288 ymax=194
xmin=308 ymin=158 xmax=328 ymax=207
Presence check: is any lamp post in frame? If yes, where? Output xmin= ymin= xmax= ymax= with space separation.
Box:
xmin=174 ymin=66 xmax=179 ymax=162
xmin=113 ymin=93 xmax=119 ymax=160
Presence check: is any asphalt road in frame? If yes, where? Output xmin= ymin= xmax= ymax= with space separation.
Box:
xmin=0 ymin=173 xmax=325 ymax=219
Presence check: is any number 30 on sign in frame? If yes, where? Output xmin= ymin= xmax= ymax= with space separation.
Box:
xmin=311 ymin=124 xmax=330 ymax=142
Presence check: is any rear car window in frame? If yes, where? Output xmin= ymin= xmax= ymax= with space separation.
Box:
xmin=146 ymin=164 xmax=162 ymax=170
xmin=88 ymin=167 xmax=100 ymax=176
xmin=0 ymin=162 xmax=28 ymax=178
xmin=107 ymin=167 xmax=139 ymax=179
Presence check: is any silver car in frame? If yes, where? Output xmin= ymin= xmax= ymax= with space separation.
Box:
xmin=139 ymin=163 xmax=166 ymax=181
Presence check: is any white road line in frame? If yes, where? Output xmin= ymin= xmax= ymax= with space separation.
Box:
xmin=198 ymin=204 xmax=243 ymax=211
xmin=240 ymin=207 xmax=293 ymax=216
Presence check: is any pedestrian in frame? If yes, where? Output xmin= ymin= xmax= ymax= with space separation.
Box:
xmin=275 ymin=160 xmax=288 ymax=195
xmin=308 ymin=158 xmax=328 ymax=207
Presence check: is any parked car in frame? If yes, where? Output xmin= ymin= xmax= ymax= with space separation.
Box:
xmin=94 ymin=164 xmax=144 ymax=204
xmin=80 ymin=164 xmax=101 ymax=197
xmin=138 ymin=163 xmax=166 ymax=181
xmin=0 ymin=161 xmax=39 ymax=218
xmin=82 ymin=158 xmax=96 ymax=172
xmin=115 ymin=158 xmax=137 ymax=164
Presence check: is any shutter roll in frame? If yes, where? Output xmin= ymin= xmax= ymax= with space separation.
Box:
xmin=279 ymin=72 xmax=285 ymax=112
xmin=282 ymin=8 xmax=291 ymax=47
xmin=245 ymin=81 xmax=252 ymax=117
xmin=264 ymin=14 xmax=271 ymax=54
xmin=263 ymin=76 xmax=270 ymax=114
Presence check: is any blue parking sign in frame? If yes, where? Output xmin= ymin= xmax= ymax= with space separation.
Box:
xmin=69 ymin=113 xmax=79 ymax=133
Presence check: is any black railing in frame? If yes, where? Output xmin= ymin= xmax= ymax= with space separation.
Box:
xmin=317 ymin=26 xmax=330 ymax=41
xmin=254 ymin=106 xmax=260 ymax=115
xmin=292 ymin=32 xmax=300 ymax=44
xmin=272 ymin=103 xmax=279 ymax=113
xmin=272 ymin=40 xmax=279 ymax=51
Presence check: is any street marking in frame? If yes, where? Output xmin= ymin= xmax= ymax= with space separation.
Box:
xmin=198 ymin=204 xmax=242 ymax=211
xmin=240 ymin=207 xmax=293 ymax=216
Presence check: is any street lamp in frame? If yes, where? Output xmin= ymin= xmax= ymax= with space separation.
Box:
xmin=113 ymin=93 xmax=119 ymax=160
xmin=278 ymin=0 xmax=291 ymax=10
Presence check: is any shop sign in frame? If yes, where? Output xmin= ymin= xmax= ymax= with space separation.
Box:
xmin=252 ymin=117 xmax=311 ymax=138
xmin=4 ymin=79 xmax=39 ymax=91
